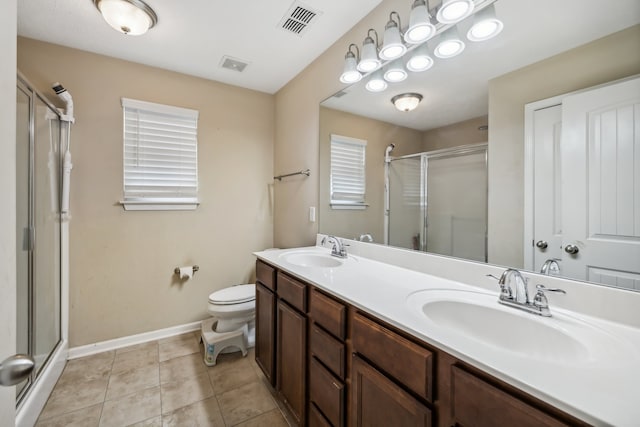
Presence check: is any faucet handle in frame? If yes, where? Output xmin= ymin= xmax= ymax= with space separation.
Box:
xmin=535 ymin=284 xmax=566 ymax=294
xmin=486 ymin=274 xmax=512 ymax=299
xmin=533 ymin=284 xmax=566 ymax=316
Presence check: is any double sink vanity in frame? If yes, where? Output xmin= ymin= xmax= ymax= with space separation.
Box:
xmin=253 ymin=237 xmax=640 ymax=427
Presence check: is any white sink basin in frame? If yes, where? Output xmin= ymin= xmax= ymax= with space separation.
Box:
xmin=406 ymin=289 xmax=629 ymax=364
xmin=281 ymin=251 xmax=344 ymax=268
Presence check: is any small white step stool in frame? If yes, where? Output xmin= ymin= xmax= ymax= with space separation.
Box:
xmin=201 ymin=318 xmax=247 ymax=366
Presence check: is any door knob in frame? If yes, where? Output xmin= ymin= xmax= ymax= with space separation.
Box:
xmin=535 ymin=240 xmax=548 ymax=249
xmin=0 ymin=354 xmax=35 ymax=386
xmin=564 ymin=244 xmax=579 ymax=255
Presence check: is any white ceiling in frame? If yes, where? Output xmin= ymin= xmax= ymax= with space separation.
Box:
xmin=17 ymin=0 xmax=382 ymax=94
xmin=322 ymin=0 xmax=640 ymax=131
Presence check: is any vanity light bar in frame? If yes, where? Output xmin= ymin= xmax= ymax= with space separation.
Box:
xmin=341 ymin=0 xmax=502 ymax=93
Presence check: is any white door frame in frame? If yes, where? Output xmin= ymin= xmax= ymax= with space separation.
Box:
xmin=0 ymin=0 xmax=17 ymax=425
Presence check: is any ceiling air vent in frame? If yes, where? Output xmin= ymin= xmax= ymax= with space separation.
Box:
xmin=278 ymin=1 xmax=322 ymax=36
xmin=220 ymin=56 xmax=250 ymax=73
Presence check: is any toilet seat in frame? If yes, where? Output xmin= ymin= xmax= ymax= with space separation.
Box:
xmin=208 ymin=284 xmax=255 ymax=305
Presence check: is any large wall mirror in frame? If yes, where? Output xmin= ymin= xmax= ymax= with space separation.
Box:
xmin=319 ymin=0 xmax=640 ymax=290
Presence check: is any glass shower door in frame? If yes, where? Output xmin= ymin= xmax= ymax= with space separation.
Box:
xmin=15 ymin=77 xmax=62 ymax=405
xmin=16 ymin=82 xmax=31 ymax=400
xmin=388 ymin=155 xmax=426 ymax=250
xmin=33 ymin=96 xmax=61 ymax=376
xmin=425 ymin=151 xmax=487 ymax=262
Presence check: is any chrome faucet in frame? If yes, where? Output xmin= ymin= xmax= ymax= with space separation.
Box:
xmin=540 ymin=258 xmax=561 ymax=276
xmin=487 ymin=268 xmax=565 ymax=317
xmin=321 ymin=235 xmax=348 ymax=258
xmin=358 ymin=233 xmax=373 ymax=242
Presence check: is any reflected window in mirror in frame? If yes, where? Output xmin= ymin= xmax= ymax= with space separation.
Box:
xmin=330 ymin=134 xmax=367 ymax=210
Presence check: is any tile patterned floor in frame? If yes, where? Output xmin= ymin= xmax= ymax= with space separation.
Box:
xmin=35 ymin=331 xmax=291 ymax=427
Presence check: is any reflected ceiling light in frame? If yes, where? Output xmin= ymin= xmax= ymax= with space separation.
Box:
xmin=434 ymin=27 xmax=465 ymax=58
xmin=391 ymin=93 xmax=423 ymax=112
xmin=379 ymin=12 xmax=408 ymax=61
xmin=357 ymin=29 xmax=381 ymax=72
xmin=383 ymin=60 xmax=408 ymax=83
xmin=406 ymin=44 xmax=434 ymax=72
xmin=93 ymin=0 xmax=158 ymax=35
xmin=467 ymin=4 xmax=504 ymax=42
xmin=404 ymin=0 xmax=436 ymax=44
xmin=436 ymin=0 xmax=474 ymax=24
xmin=340 ymin=44 xmax=362 ymax=84
xmin=365 ymin=70 xmax=388 ymax=92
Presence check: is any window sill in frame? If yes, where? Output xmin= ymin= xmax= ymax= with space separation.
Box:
xmin=330 ymin=202 xmax=368 ymax=210
xmin=119 ymin=200 xmax=200 ymax=211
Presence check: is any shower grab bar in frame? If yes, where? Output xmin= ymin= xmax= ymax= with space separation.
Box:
xmin=274 ymin=169 xmax=310 ymax=181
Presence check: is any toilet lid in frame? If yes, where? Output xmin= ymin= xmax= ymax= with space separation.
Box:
xmin=208 ymin=284 xmax=255 ymax=305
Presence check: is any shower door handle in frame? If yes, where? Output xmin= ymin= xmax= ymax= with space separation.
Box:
xmin=0 ymin=354 xmax=35 ymax=386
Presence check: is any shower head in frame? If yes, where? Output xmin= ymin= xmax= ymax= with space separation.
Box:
xmin=51 ymin=82 xmax=74 ymax=122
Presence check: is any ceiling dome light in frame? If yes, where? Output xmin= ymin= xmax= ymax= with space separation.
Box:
xmin=436 ymin=0 xmax=474 ymax=24
xmin=467 ymin=4 xmax=504 ymax=42
xmin=365 ymin=70 xmax=388 ymax=92
xmin=406 ymin=44 xmax=434 ymax=72
xmin=93 ymin=0 xmax=157 ymax=35
xmin=391 ymin=93 xmax=423 ymax=112
xmin=434 ymin=27 xmax=465 ymax=59
xmin=379 ymin=12 xmax=407 ymax=61
xmin=383 ymin=60 xmax=408 ymax=83
xmin=340 ymin=44 xmax=363 ymax=84
xmin=357 ymin=29 xmax=381 ymax=72
xmin=404 ymin=0 xmax=436 ymax=44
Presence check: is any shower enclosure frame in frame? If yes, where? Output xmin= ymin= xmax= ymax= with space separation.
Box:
xmin=16 ymin=72 xmax=69 ymax=427
xmin=385 ymin=143 xmax=488 ymax=261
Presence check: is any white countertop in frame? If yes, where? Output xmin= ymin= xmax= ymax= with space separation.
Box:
xmin=254 ymin=245 xmax=640 ymax=427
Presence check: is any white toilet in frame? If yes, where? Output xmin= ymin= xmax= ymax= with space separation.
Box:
xmin=203 ymin=284 xmax=256 ymax=356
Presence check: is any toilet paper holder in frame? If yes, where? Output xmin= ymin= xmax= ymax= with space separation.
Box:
xmin=174 ymin=265 xmax=199 ymax=276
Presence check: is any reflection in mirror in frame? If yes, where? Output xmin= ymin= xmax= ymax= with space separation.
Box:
xmin=319 ymin=0 xmax=640 ymax=290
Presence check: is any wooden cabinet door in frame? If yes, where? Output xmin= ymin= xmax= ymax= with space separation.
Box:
xmin=351 ymin=355 xmax=431 ymax=427
xmin=255 ymin=282 xmax=276 ymax=386
xmin=277 ymin=300 xmax=307 ymax=425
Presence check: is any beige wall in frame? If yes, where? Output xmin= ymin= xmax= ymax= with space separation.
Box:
xmin=18 ymin=38 xmax=275 ymax=346
xmin=488 ymin=25 xmax=640 ymax=268
xmin=0 ymin=0 xmax=16 ymax=421
xmin=274 ymin=0 xmax=407 ymax=249
xmin=422 ymin=115 xmax=488 ymax=152
xmin=319 ymin=107 xmax=422 ymax=242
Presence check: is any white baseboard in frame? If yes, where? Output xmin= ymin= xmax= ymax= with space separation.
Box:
xmin=68 ymin=320 xmax=203 ymax=359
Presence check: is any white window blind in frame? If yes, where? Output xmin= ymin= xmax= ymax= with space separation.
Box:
xmin=121 ymin=98 xmax=199 ymax=210
xmin=330 ymin=134 xmax=367 ymax=209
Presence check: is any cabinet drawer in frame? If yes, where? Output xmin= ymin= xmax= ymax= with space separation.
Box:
xmin=352 ymin=313 xmax=433 ymax=401
xmin=452 ymin=366 xmax=568 ymax=427
xmin=256 ymin=260 xmax=276 ymax=291
xmin=310 ymin=357 xmax=344 ymax=427
xmin=310 ymin=289 xmax=346 ymax=340
xmin=309 ymin=402 xmax=332 ymax=427
xmin=310 ymin=324 xmax=345 ymax=379
xmin=277 ymin=272 xmax=307 ymax=312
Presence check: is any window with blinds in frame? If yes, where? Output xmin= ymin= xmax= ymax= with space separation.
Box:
xmin=330 ymin=134 xmax=367 ymax=209
xmin=121 ymin=98 xmax=199 ymax=210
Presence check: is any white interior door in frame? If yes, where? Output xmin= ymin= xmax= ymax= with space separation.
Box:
xmin=561 ymin=76 xmax=640 ymax=289
xmin=531 ymin=104 xmax=564 ymax=272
